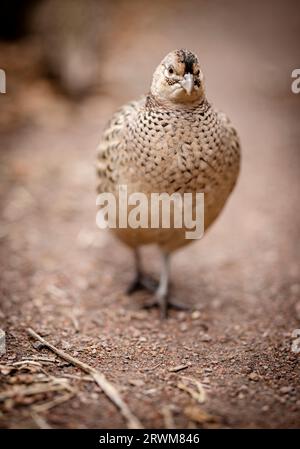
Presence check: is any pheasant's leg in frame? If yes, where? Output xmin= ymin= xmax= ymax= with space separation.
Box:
xmin=143 ymin=251 xmax=190 ymax=318
xmin=142 ymin=252 xmax=170 ymax=318
xmin=126 ymin=249 xmax=157 ymax=295
xmin=156 ymin=252 xmax=170 ymax=319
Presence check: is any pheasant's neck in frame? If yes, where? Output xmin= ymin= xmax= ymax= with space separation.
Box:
xmin=146 ymin=93 xmax=209 ymax=113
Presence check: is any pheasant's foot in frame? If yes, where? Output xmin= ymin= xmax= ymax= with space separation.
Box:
xmin=126 ymin=274 xmax=158 ymax=295
xmin=142 ymin=295 xmax=190 ymax=319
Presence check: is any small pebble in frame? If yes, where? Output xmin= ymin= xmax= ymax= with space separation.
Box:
xmin=200 ymin=334 xmax=212 ymax=342
xmin=0 ymin=329 xmax=6 ymax=355
xmin=249 ymin=372 xmax=259 ymax=381
xmin=279 ymin=386 xmax=293 ymax=394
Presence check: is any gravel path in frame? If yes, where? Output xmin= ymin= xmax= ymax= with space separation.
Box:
xmin=0 ymin=0 xmax=299 ymax=428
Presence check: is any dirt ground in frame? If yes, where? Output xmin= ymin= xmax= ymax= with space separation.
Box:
xmin=0 ymin=0 xmax=300 ymax=429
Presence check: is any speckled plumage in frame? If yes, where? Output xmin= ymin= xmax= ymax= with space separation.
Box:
xmin=97 ymin=73 xmax=240 ymax=250
xmin=96 ymin=49 xmax=240 ymax=316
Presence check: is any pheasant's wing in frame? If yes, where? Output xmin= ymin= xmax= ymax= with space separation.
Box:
xmin=96 ymin=98 xmax=143 ymax=194
xmin=218 ymin=111 xmax=240 ymax=148
xmin=218 ymin=112 xmax=241 ymax=191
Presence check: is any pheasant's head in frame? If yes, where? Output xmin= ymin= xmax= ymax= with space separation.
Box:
xmin=151 ymin=49 xmax=205 ymax=104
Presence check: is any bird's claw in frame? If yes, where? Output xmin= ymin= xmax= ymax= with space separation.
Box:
xmin=126 ymin=275 xmax=158 ymax=295
xmin=142 ymin=296 xmax=190 ymax=319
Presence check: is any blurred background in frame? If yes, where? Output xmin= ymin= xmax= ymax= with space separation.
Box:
xmin=0 ymin=0 xmax=300 ymax=429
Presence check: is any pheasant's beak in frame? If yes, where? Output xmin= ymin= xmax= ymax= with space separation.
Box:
xmin=181 ymin=73 xmax=194 ymax=95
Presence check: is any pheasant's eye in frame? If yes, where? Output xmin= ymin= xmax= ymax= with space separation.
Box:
xmin=168 ymin=67 xmax=174 ymax=75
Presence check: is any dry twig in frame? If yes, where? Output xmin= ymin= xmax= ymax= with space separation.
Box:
xmin=27 ymin=327 xmax=143 ymax=429
xmin=162 ymin=405 xmax=176 ymax=429
xmin=177 ymin=376 xmax=206 ymax=404
xmin=0 ymin=382 xmax=70 ymax=402
xmin=26 ymin=356 xmax=57 ymax=363
xmin=169 ymin=364 xmax=189 ymax=373
xmin=31 ymin=412 xmax=52 ymax=429
xmin=61 ymin=373 xmax=94 ymax=382
xmin=184 ymin=405 xmax=219 ymax=426
xmin=32 ymin=392 xmax=75 ymax=413
xmin=12 ymin=360 xmax=43 ymax=367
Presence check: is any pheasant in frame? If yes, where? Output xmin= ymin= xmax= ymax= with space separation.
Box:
xmin=97 ymin=49 xmax=240 ymax=318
